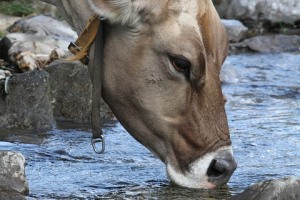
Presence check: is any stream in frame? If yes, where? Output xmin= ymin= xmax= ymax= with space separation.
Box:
xmin=0 ymin=52 xmax=299 ymax=199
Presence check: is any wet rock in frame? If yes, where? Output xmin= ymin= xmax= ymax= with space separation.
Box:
xmin=221 ymin=19 xmax=248 ymax=43
xmin=231 ymin=177 xmax=300 ymax=200
xmin=214 ymin=0 xmax=300 ymax=25
xmin=0 ymin=151 xmax=29 ymax=195
xmin=0 ymin=70 xmax=55 ymax=129
xmin=232 ymin=34 xmax=300 ymax=53
xmin=45 ymin=61 xmax=114 ymax=123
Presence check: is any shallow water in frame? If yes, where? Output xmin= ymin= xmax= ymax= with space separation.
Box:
xmin=0 ymin=52 xmax=299 ymax=199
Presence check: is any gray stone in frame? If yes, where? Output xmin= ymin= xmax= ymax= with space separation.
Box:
xmin=45 ymin=60 xmax=114 ymax=123
xmin=231 ymin=177 xmax=300 ymax=200
xmin=0 ymin=70 xmax=55 ymax=129
xmin=232 ymin=34 xmax=300 ymax=53
xmin=7 ymin=33 xmax=71 ymax=61
xmin=6 ymin=15 xmax=77 ymax=61
xmin=0 ymin=14 xmax=20 ymax=36
xmin=7 ymin=15 xmax=77 ymax=41
xmin=214 ymin=0 xmax=300 ymax=25
xmin=221 ymin=19 xmax=248 ymax=43
xmin=0 ymin=192 xmax=26 ymax=200
xmin=0 ymin=151 xmax=29 ymax=195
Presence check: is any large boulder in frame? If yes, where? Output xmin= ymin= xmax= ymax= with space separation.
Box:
xmin=7 ymin=15 xmax=77 ymax=41
xmin=214 ymin=0 xmax=300 ymax=25
xmin=7 ymin=33 xmax=70 ymax=61
xmin=0 ymin=151 xmax=29 ymax=195
xmin=6 ymin=15 xmax=77 ymax=61
xmin=0 ymin=70 xmax=55 ymax=129
xmin=231 ymin=177 xmax=300 ymax=200
xmin=45 ymin=60 xmax=114 ymax=123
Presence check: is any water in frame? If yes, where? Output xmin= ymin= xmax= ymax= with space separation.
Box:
xmin=0 ymin=52 xmax=299 ymax=199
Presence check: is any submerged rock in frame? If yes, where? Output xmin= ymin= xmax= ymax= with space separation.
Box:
xmin=0 ymin=151 xmax=29 ymax=195
xmin=0 ymin=70 xmax=55 ymax=129
xmin=231 ymin=177 xmax=300 ymax=200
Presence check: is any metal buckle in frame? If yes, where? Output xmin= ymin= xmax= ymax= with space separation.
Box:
xmin=91 ymin=135 xmax=105 ymax=154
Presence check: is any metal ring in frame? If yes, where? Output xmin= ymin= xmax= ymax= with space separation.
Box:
xmin=91 ymin=136 xmax=105 ymax=154
xmin=4 ymin=76 xmax=10 ymax=95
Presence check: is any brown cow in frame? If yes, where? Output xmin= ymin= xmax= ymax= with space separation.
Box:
xmin=42 ymin=0 xmax=236 ymax=189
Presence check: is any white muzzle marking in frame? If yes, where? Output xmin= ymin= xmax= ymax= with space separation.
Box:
xmin=166 ymin=146 xmax=234 ymax=189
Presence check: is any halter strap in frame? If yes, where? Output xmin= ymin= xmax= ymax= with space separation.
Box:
xmin=68 ymin=15 xmax=105 ymax=154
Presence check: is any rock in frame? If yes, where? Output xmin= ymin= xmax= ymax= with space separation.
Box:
xmin=232 ymin=34 xmax=300 ymax=53
xmin=7 ymin=33 xmax=71 ymax=61
xmin=45 ymin=60 xmax=114 ymax=123
xmin=0 ymin=14 xmax=20 ymax=35
xmin=0 ymin=191 xmax=26 ymax=200
xmin=6 ymin=15 xmax=77 ymax=62
xmin=0 ymin=151 xmax=29 ymax=195
xmin=214 ymin=0 xmax=300 ymax=25
xmin=231 ymin=177 xmax=300 ymax=200
xmin=221 ymin=19 xmax=248 ymax=43
xmin=7 ymin=15 xmax=77 ymax=41
xmin=0 ymin=37 xmax=12 ymax=62
xmin=0 ymin=70 xmax=55 ymax=129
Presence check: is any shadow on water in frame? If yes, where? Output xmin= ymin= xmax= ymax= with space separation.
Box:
xmin=0 ymin=52 xmax=299 ymax=199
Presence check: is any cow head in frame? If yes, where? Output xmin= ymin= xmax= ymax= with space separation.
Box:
xmin=86 ymin=0 xmax=236 ymax=189
xmin=45 ymin=0 xmax=237 ymax=189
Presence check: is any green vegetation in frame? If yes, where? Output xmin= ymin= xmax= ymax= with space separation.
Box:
xmin=0 ymin=0 xmax=38 ymax=17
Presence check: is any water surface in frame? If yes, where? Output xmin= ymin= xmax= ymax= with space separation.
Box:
xmin=0 ymin=52 xmax=299 ymax=199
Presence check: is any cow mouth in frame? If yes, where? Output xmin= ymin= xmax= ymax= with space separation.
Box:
xmin=166 ymin=146 xmax=236 ymax=189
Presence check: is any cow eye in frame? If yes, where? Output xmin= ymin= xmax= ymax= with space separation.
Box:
xmin=169 ymin=55 xmax=191 ymax=78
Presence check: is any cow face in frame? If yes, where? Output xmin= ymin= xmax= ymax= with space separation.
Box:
xmin=88 ymin=0 xmax=236 ymax=189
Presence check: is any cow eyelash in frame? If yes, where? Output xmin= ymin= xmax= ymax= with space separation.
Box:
xmin=169 ymin=55 xmax=191 ymax=79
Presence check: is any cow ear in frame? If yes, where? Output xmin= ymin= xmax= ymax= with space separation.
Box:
xmin=198 ymin=0 xmax=229 ymax=71
xmin=87 ymin=0 xmax=167 ymax=25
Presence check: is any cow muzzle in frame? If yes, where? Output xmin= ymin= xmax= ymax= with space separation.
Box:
xmin=166 ymin=146 xmax=237 ymax=189
xmin=207 ymin=148 xmax=237 ymax=187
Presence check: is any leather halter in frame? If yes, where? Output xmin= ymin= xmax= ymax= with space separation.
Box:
xmin=68 ymin=15 xmax=105 ymax=154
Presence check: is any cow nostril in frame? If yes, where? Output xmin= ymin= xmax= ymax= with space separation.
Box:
xmin=207 ymin=159 xmax=225 ymax=178
xmin=207 ymin=157 xmax=237 ymax=186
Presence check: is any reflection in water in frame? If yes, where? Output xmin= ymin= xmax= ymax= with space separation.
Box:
xmin=0 ymin=53 xmax=299 ymax=199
